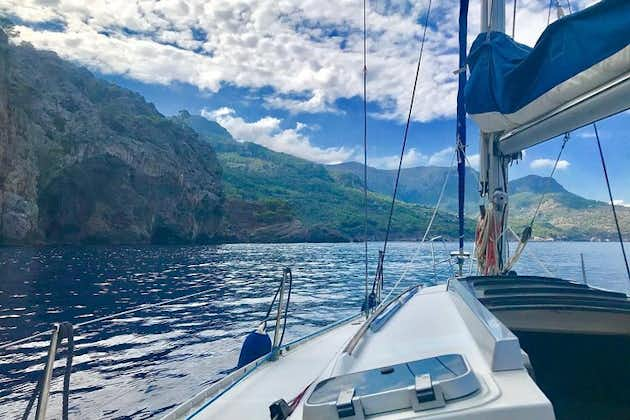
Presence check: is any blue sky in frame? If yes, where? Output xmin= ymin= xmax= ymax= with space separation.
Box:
xmin=3 ymin=0 xmax=629 ymax=203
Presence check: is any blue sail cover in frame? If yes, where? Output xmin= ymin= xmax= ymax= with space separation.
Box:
xmin=465 ymin=0 xmax=630 ymax=134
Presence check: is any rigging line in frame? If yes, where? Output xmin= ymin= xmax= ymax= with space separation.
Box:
xmin=528 ymin=132 xmax=569 ymax=227
xmin=381 ymin=0 xmax=432 ymax=259
xmin=362 ymin=0 xmax=369 ymax=315
xmin=593 ymin=123 xmax=630 ymax=283
xmin=511 ymin=0 xmax=517 ymax=38
xmin=507 ymin=226 xmax=554 ymax=277
xmin=547 ymin=0 xmax=554 ymax=25
xmin=457 ymin=141 xmax=481 ymax=185
xmin=487 ymin=0 xmax=494 ymax=31
xmin=501 ymin=135 xmax=568 ymax=273
xmin=1 ymin=286 xmax=222 ymax=350
xmin=0 ymin=329 xmax=53 ymax=351
xmin=381 ymin=150 xmax=456 ymax=304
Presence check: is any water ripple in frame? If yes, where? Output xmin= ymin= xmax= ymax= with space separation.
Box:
xmin=0 ymin=242 xmax=627 ymax=418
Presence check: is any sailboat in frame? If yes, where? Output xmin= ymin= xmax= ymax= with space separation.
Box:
xmin=458 ymin=0 xmax=630 ymax=417
xmin=164 ymin=0 xmax=630 ymax=419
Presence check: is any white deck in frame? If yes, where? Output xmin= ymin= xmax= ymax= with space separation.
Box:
xmin=188 ymin=319 xmax=362 ymax=419
xmin=165 ymin=283 xmax=554 ymax=420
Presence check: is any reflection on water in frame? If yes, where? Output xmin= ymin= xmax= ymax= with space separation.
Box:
xmin=0 ymin=242 xmax=627 ymax=418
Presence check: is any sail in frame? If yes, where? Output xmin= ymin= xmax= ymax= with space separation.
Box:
xmin=465 ymin=0 xmax=629 ymax=152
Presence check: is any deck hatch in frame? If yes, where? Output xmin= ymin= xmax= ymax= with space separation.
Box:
xmin=304 ymin=354 xmax=479 ymax=419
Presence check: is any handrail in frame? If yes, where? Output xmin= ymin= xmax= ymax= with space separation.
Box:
xmin=3 ymin=271 xmax=296 ymax=418
xmin=35 ymin=324 xmax=59 ymax=420
xmin=271 ymin=268 xmax=292 ymax=360
xmin=19 ymin=322 xmax=74 ymax=420
xmin=344 ymin=285 xmax=420 ymax=356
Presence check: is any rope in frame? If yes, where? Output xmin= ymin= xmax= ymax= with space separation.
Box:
xmin=362 ymin=0 xmax=369 ymax=316
xmin=1 ymin=287 xmax=222 ymax=351
xmin=507 ymin=226 xmax=554 ymax=277
xmin=528 ymin=133 xmax=569 ymax=227
xmin=487 ymin=0 xmax=494 ymax=32
xmin=380 ymin=0 xmax=432 ymax=260
xmin=381 ymin=150 xmax=456 ymax=304
xmin=511 ymin=0 xmax=517 ymax=38
xmin=593 ymin=123 xmax=630 ymax=283
xmin=75 ymin=288 xmax=216 ymax=329
xmin=0 ymin=329 xmax=53 ymax=351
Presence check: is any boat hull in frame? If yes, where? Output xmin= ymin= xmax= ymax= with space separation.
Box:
xmin=516 ymin=329 xmax=630 ymax=420
xmin=463 ymin=275 xmax=630 ymax=420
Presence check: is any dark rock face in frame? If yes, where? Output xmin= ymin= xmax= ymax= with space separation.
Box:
xmin=0 ymin=32 xmax=223 ymax=244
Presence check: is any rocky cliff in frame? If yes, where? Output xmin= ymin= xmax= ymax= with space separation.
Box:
xmin=0 ymin=31 xmax=223 ymax=244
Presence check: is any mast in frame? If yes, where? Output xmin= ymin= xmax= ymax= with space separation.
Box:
xmin=455 ymin=0 xmax=469 ymax=276
xmin=481 ymin=0 xmax=505 ymax=33
xmin=479 ymin=0 xmax=509 ymax=273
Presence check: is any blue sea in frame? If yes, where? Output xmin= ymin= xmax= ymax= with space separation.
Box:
xmin=0 ymin=242 xmax=628 ymax=418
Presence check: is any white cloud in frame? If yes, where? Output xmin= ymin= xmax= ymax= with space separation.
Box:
xmin=613 ymin=200 xmax=630 ymax=207
xmin=427 ymin=146 xmax=455 ymax=166
xmin=201 ymin=108 xmax=356 ymax=164
xmin=466 ymin=153 xmax=480 ymax=170
xmin=576 ymin=130 xmax=596 ymax=139
xmin=368 ymin=146 xmax=455 ymax=170
xmin=3 ymin=0 xmax=595 ymax=123
xmin=530 ymin=158 xmax=570 ymax=170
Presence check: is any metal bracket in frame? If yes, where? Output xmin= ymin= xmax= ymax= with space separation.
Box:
xmin=336 ymin=388 xmax=356 ymax=418
xmin=411 ymin=374 xmax=445 ymax=411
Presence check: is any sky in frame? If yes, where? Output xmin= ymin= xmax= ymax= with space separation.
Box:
xmin=2 ymin=0 xmax=629 ymax=203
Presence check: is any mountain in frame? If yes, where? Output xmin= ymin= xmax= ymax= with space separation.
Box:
xmin=327 ymin=162 xmax=479 ymax=213
xmin=3 ymin=26 xmax=623 ymax=245
xmin=509 ymin=175 xmax=602 ymax=211
xmin=174 ymin=113 xmax=472 ymax=242
xmin=328 ymin=160 xmax=630 ymax=240
xmin=0 ymin=31 xmax=223 ymax=244
xmin=507 ymin=176 xmax=630 ymax=241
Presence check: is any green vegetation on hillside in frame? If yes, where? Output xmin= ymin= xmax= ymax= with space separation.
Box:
xmin=175 ymin=113 xmax=473 ymax=242
xmin=317 ymin=152 xmax=630 ymax=241
xmin=327 ymin=161 xmax=480 ymax=213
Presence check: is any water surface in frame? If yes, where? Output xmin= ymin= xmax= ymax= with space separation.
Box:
xmin=0 ymin=241 xmax=627 ymax=418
